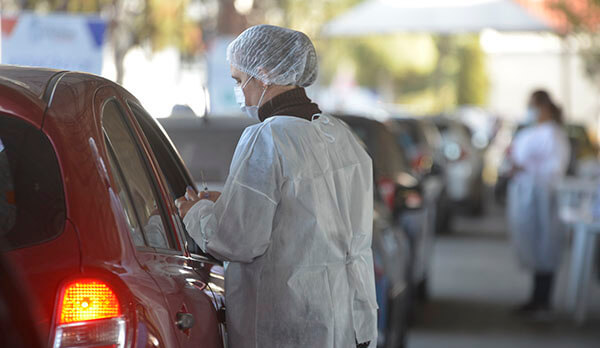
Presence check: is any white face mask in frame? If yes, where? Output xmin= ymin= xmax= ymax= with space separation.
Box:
xmin=525 ymin=106 xmax=539 ymax=124
xmin=234 ymin=76 xmax=268 ymax=121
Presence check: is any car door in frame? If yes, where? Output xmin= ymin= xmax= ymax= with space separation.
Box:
xmin=121 ymin=99 xmax=225 ymax=348
xmin=126 ymin=102 xmax=228 ymax=344
xmin=99 ymin=91 xmax=222 ymax=348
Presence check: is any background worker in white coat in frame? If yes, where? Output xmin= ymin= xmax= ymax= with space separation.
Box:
xmin=175 ymin=25 xmax=377 ymax=347
xmin=507 ymin=89 xmax=570 ymax=315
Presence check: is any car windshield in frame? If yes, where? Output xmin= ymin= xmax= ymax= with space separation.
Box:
xmin=160 ymin=118 xmax=251 ymax=188
xmin=435 ymin=119 xmax=471 ymax=144
xmin=340 ymin=117 xmax=409 ymax=178
xmin=391 ymin=121 xmax=428 ymax=161
xmin=0 ymin=115 xmax=65 ymax=249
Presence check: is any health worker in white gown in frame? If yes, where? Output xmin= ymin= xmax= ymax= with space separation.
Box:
xmin=176 ymin=25 xmax=377 ymax=348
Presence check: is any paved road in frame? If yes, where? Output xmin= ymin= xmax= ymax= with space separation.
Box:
xmin=408 ymin=202 xmax=600 ymax=348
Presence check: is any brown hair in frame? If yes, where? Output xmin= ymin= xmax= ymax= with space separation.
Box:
xmin=531 ymin=90 xmax=563 ymax=125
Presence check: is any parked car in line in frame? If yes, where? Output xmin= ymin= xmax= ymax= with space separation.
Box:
xmin=337 ymin=115 xmax=434 ymax=304
xmin=431 ymin=116 xmax=485 ymax=216
xmin=0 ymin=66 xmax=225 ymax=348
xmin=372 ymin=194 xmax=412 ymax=348
xmin=161 ymin=114 xmax=412 ymax=348
xmin=384 ymin=117 xmax=452 ymax=235
xmin=564 ymin=124 xmax=599 ymax=176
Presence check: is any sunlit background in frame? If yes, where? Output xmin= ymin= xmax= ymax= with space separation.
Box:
xmin=0 ymin=1 xmax=597 ymax=122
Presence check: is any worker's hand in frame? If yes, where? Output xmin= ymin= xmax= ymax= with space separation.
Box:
xmin=198 ymin=190 xmax=221 ymax=202
xmin=175 ymin=187 xmax=221 ymax=219
xmin=175 ymin=196 xmax=197 ymax=219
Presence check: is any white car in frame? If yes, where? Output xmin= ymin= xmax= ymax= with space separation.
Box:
xmin=432 ymin=116 xmax=485 ymax=216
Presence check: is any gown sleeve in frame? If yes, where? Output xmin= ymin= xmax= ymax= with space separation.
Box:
xmin=183 ymin=123 xmax=282 ymax=263
xmin=512 ymin=125 xmax=570 ymax=181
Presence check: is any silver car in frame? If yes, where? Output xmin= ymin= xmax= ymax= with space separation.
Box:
xmin=432 ymin=116 xmax=485 ymax=216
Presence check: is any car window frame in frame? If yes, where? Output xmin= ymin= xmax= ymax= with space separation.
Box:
xmin=124 ymin=100 xmax=213 ymax=259
xmin=103 ymin=134 xmax=151 ymax=249
xmin=126 ymin=101 xmax=196 ymax=195
xmin=100 ymin=97 xmax=181 ymax=255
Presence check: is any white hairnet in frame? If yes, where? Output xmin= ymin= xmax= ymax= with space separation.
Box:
xmin=227 ymin=25 xmax=318 ymax=87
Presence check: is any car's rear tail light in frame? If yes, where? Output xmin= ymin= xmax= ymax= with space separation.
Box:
xmin=53 ymin=280 xmax=125 ymax=348
xmin=403 ymin=190 xmax=423 ymax=209
xmin=411 ymin=153 xmax=433 ymax=174
xmin=59 ymin=280 xmax=121 ymax=324
xmin=377 ymin=177 xmax=396 ymax=211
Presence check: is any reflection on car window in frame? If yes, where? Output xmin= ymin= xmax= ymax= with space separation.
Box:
xmin=127 ymin=102 xmax=189 ymax=198
xmin=106 ymin=147 xmax=145 ymax=247
xmin=0 ymin=115 xmax=65 ymax=248
xmin=102 ymin=100 xmax=172 ymax=250
xmin=127 ymin=102 xmax=204 ymax=255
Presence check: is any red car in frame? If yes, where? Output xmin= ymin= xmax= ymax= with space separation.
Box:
xmin=0 ymin=65 xmax=225 ymax=348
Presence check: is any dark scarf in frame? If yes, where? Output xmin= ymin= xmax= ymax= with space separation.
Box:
xmin=258 ymin=87 xmax=321 ymax=122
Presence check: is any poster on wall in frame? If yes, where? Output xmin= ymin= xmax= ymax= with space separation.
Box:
xmin=1 ymin=12 xmax=106 ymax=74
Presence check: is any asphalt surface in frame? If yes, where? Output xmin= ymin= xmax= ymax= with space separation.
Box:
xmin=408 ymin=200 xmax=600 ymax=348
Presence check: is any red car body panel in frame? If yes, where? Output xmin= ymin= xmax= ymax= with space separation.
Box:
xmin=1 ymin=66 xmax=223 ymax=348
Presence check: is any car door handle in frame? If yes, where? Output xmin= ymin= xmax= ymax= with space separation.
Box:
xmin=176 ymin=312 xmax=195 ymax=331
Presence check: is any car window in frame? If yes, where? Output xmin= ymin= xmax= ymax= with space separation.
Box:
xmin=340 ymin=117 xmax=408 ymax=178
xmin=419 ymin=121 xmax=442 ymax=149
xmin=128 ymin=102 xmax=192 ymax=198
xmin=102 ymin=100 xmax=173 ymax=250
xmin=376 ymin=126 xmax=409 ymax=176
xmin=127 ymin=102 xmax=204 ymax=255
xmin=105 ymin=144 xmax=146 ymax=247
xmin=393 ymin=124 xmax=420 ymax=159
xmin=160 ymin=120 xmax=245 ymax=186
xmin=0 ymin=115 xmax=66 ymax=249
xmin=404 ymin=121 xmax=427 ymax=146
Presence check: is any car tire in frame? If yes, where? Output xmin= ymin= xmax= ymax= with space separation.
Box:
xmin=386 ymin=292 xmax=409 ymax=348
xmin=435 ymin=205 xmax=454 ymax=235
xmin=468 ymin=190 xmax=485 ymax=217
xmin=416 ymin=278 xmax=429 ymax=303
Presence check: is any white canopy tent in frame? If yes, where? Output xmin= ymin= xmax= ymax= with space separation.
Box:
xmin=322 ymin=0 xmax=553 ymax=37
xmin=320 ymin=0 xmax=575 ymax=117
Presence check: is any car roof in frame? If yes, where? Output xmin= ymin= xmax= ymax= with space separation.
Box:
xmin=335 ymin=114 xmax=388 ymax=131
xmin=0 ymin=65 xmax=64 ymax=100
xmin=0 ymin=65 xmax=138 ymax=126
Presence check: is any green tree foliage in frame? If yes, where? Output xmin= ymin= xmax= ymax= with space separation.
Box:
xmin=549 ymin=0 xmax=600 ymax=86
xmin=254 ymin=0 xmax=488 ymax=112
xmin=456 ymin=38 xmax=488 ymax=106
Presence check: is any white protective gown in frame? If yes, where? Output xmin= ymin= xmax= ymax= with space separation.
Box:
xmin=183 ymin=115 xmax=378 ymax=348
xmin=507 ymin=122 xmax=570 ymax=272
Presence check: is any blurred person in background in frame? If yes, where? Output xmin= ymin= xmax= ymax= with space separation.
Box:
xmin=176 ymin=25 xmax=377 ymax=348
xmin=507 ymin=90 xmax=570 ymax=316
